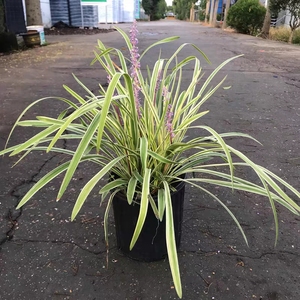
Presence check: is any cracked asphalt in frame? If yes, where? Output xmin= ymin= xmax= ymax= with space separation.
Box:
xmin=0 ymin=20 xmax=300 ymax=300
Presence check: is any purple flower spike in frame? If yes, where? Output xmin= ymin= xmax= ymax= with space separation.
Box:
xmin=162 ymin=86 xmax=169 ymax=100
xmin=165 ymin=104 xmax=175 ymax=141
xmin=153 ymin=69 xmax=162 ymax=105
xmin=130 ymin=20 xmax=141 ymax=118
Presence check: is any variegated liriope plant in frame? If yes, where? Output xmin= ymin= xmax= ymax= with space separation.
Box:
xmin=1 ymin=21 xmax=300 ymax=298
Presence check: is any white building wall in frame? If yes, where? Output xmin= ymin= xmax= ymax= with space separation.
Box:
xmin=98 ymin=2 xmax=113 ymax=23
xmin=40 ymin=0 xmax=52 ymax=28
xmin=98 ymin=0 xmax=134 ymax=23
xmin=122 ymin=0 xmax=134 ymax=22
xmin=119 ymin=0 xmax=124 ymax=21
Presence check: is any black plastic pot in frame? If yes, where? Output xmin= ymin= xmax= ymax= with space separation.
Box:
xmin=112 ymin=180 xmax=185 ymax=262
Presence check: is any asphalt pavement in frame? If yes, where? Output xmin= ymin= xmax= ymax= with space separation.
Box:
xmin=0 ymin=20 xmax=300 ymax=300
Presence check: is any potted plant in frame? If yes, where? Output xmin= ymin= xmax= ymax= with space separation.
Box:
xmin=1 ymin=21 xmax=300 ymax=298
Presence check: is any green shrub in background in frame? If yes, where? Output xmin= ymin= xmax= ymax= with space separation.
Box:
xmin=227 ymin=0 xmax=266 ymax=35
xmin=199 ymin=0 xmax=207 ymax=21
xmin=199 ymin=10 xmax=206 ymax=21
xmin=292 ymin=30 xmax=300 ymax=44
xmin=173 ymin=0 xmax=190 ymax=20
xmin=269 ymin=27 xmax=300 ymax=44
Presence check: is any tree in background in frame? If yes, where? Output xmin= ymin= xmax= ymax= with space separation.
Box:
xmin=261 ymin=0 xmax=271 ymax=38
xmin=222 ymin=0 xmax=231 ymax=28
xmin=142 ymin=0 xmax=167 ymax=20
xmin=167 ymin=5 xmax=173 ymax=12
xmin=199 ymin=0 xmax=207 ymax=21
xmin=157 ymin=0 xmax=167 ymax=19
xmin=173 ymin=0 xmax=197 ymax=20
xmin=25 ymin=0 xmax=42 ymax=25
xmin=199 ymin=0 xmax=207 ymax=10
xmin=270 ymin=0 xmax=300 ymax=43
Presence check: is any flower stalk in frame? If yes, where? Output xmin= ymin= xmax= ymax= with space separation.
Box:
xmin=130 ymin=19 xmax=142 ymax=118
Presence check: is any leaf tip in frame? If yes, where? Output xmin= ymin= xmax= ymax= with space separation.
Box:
xmin=129 ymin=242 xmax=134 ymax=251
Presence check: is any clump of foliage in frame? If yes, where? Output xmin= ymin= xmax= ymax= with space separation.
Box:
xmin=269 ymin=26 xmax=290 ymax=42
xmin=173 ymin=0 xmax=197 ymax=20
xmin=157 ymin=0 xmax=167 ymax=19
xmin=199 ymin=11 xmax=206 ymax=21
xmin=227 ymin=0 xmax=266 ymax=35
xmin=269 ymin=26 xmax=300 ymax=43
xmin=198 ymin=0 xmax=206 ymax=21
xmin=293 ymin=29 xmax=300 ymax=42
xmin=200 ymin=0 xmax=207 ymax=9
xmin=270 ymin=0 xmax=300 ymax=43
xmin=142 ymin=0 xmax=167 ymax=20
xmin=167 ymin=5 xmax=173 ymax=11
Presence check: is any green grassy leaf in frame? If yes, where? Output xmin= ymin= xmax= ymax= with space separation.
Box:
xmin=114 ymin=26 xmax=133 ymax=51
xmin=99 ymin=178 xmax=127 ymax=194
xmin=163 ymin=181 xmax=182 ymax=299
xmin=71 ymin=156 xmax=125 ymax=220
xmin=57 ymin=111 xmax=102 ymax=201
xmin=96 ymin=73 xmax=123 ymax=153
xmin=140 ymin=36 xmax=180 ymax=60
xmin=130 ymin=168 xmax=151 ymax=250
xmin=16 ymin=161 xmax=71 ymax=209
xmin=149 ymin=195 xmax=159 ymax=219
xmin=148 ymin=150 xmax=176 ymax=164
xmin=127 ymin=176 xmax=138 ymax=205
xmin=104 ymin=189 xmax=119 ymax=247
xmin=158 ymin=189 xmax=165 ymax=221
xmin=184 ymin=179 xmax=248 ymax=246
xmin=140 ymin=137 xmax=148 ymax=173
xmin=10 ymin=125 xmax=60 ymax=156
